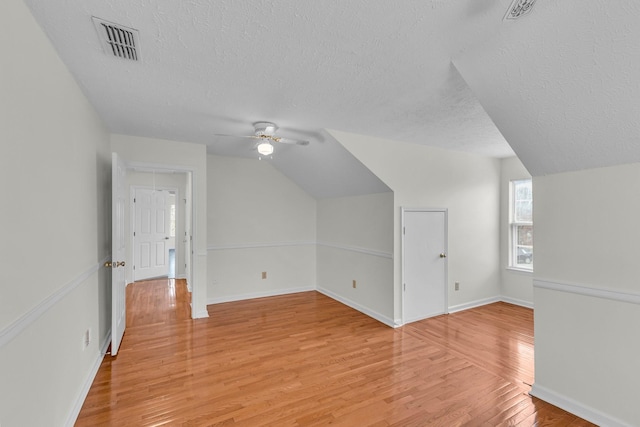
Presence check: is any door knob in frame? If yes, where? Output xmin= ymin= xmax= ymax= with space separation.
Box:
xmin=165 ymin=237 xmax=169 ymax=240
xmin=439 ymin=253 xmax=447 ymax=258
xmin=104 ymin=261 xmax=113 ymax=268
xmin=117 ymin=261 xmax=126 ymax=267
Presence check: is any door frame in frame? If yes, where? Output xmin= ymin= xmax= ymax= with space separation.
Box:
xmin=130 ymin=185 xmax=180 ymax=282
xmin=125 ymin=161 xmax=200 ymax=319
xmin=400 ymin=207 xmax=449 ymax=325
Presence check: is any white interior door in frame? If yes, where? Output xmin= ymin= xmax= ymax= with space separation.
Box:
xmin=134 ymin=188 xmax=170 ymax=281
xmin=167 ymin=192 xmax=176 ymax=250
xmin=403 ymin=209 xmax=447 ymax=324
xmin=111 ymin=152 xmax=127 ymax=356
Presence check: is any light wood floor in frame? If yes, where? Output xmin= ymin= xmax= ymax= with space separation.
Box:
xmin=76 ymin=279 xmax=595 ymax=426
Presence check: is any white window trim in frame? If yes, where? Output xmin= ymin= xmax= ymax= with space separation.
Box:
xmin=509 ymin=179 xmax=533 ymax=272
xmin=507 ymin=266 xmax=534 ymax=273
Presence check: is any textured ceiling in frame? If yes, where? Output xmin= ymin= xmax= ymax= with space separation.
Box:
xmin=454 ymin=0 xmax=640 ymax=176
xmin=24 ymin=0 xmax=513 ymax=153
xmin=23 ymin=0 xmax=638 ymax=190
xmin=22 ymin=0 xmax=515 ymax=199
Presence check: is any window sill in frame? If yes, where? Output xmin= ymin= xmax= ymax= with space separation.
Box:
xmin=506 ymin=266 xmax=533 ymax=274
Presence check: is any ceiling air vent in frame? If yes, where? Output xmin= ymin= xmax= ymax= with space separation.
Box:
xmin=92 ymin=17 xmax=140 ymax=61
xmin=503 ymin=0 xmax=537 ymax=21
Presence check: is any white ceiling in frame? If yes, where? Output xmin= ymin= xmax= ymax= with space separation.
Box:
xmin=22 ymin=0 xmax=514 ymax=199
xmin=454 ymin=1 xmax=640 ymax=176
xmin=23 ymin=0 xmax=640 ymax=193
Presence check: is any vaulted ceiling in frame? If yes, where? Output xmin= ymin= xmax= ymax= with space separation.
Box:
xmin=24 ymin=0 xmax=640 ymax=194
xmin=454 ymin=1 xmax=640 ymax=176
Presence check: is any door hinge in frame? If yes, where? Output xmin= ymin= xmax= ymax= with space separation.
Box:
xmin=403 ymin=226 xmax=405 ymax=235
xmin=133 ymin=231 xmax=135 ymax=237
xmin=403 ymin=283 xmax=406 ymax=291
xmin=133 ymin=198 xmax=136 ymax=203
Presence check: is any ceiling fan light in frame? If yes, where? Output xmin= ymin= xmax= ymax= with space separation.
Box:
xmin=257 ymin=141 xmax=274 ymax=156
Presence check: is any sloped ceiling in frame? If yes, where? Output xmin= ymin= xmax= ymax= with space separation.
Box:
xmin=454 ymin=1 xmax=640 ymax=176
xmin=22 ymin=0 xmax=517 ymax=198
xmin=266 ymin=130 xmax=392 ymax=199
xmin=22 ymin=0 xmax=639 ymax=190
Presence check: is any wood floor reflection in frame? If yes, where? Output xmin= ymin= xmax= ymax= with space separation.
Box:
xmin=76 ymin=280 xmax=595 ymax=426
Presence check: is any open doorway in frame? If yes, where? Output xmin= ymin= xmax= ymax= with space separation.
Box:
xmin=126 ymin=169 xmax=191 ymax=287
xmin=132 ymin=186 xmax=179 ymax=282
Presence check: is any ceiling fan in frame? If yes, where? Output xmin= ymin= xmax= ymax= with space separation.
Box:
xmin=216 ymin=122 xmax=309 ymax=158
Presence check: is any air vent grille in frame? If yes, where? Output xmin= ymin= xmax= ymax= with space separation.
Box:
xmin=503 ymin=0 xmax=537 ymax=21
xmin=92 ymin=17 xmax=140 ymax=61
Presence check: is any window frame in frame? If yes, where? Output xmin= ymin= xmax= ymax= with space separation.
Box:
xmin=508 ymin=179 xmax=533 ymax=272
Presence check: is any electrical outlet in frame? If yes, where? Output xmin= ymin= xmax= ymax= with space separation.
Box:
xmin=352 ymin=280 xmax=357 ymax=288
xmin=455 ymin=282 xmax=460 ymax=291
xmin=262 ymin=272 xmax=267 ymax=280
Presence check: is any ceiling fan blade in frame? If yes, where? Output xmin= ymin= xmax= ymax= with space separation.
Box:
xmin=213 ymin=134 xmax=260 ymax=140
xmin=273 ymin=136 xmax=309 ymax=145
xmin=214 ymin=124 xmax=309 ymax=147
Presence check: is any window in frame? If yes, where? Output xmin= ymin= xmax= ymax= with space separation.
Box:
xmin=510 ymin=179 xmax=533 ymax=270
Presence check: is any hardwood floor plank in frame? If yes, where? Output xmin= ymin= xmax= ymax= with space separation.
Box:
xmin=76 ymin=280 xmax=596 ymax=426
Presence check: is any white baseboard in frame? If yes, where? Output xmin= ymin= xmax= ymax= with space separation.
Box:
xmin=530 ymin=383 xmax=633 ymax=427
xmin=447 ymin=295 xmax=533 ymax=313
xmin=500 ymin=295 xmax=534 ymax=309
xmin=207 ymin=285 xmax=315 ymax=305
xmin=316 ymin=287 xmax=397 ymax=327
xmin=193 ymin=308 xmax=209 ymax=318
xmin=448 ymin=296 xmax=501 ymax=313
xmin=65 ymin=330 xmax=111 ymax=427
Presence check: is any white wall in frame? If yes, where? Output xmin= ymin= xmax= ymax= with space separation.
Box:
xmin=126 ymin=171 xmax=187 ymax=282
xmin=499 ymin=156 xmax=534 ymax=306
xmin=531 ymin=163 xmax=640 ymax=427
xmin=0 ymin=0 xmax=111 ymax=425
xmin=207 ymin=155 xmax=316 ymax=303
xmin=110 ymin=134 xmax=208 ymax=317
xmin=329 ymin=130 xmax=501 ymax=321
xmin=317 ymin=192 xmax=394 ymax=324
xmin=185 ymin=172 xmax=193 ymax=289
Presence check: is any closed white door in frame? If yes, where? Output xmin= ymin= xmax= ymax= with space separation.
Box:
xmin=166 ymin=192 xmax=176 ymax=251
xmin=111 ymin=153 xmax=127 ymax=356
xmin=134 ymin=188 xmax=170 ymax=281
xmin=403 ymin=209 xmax=447 ymax=324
